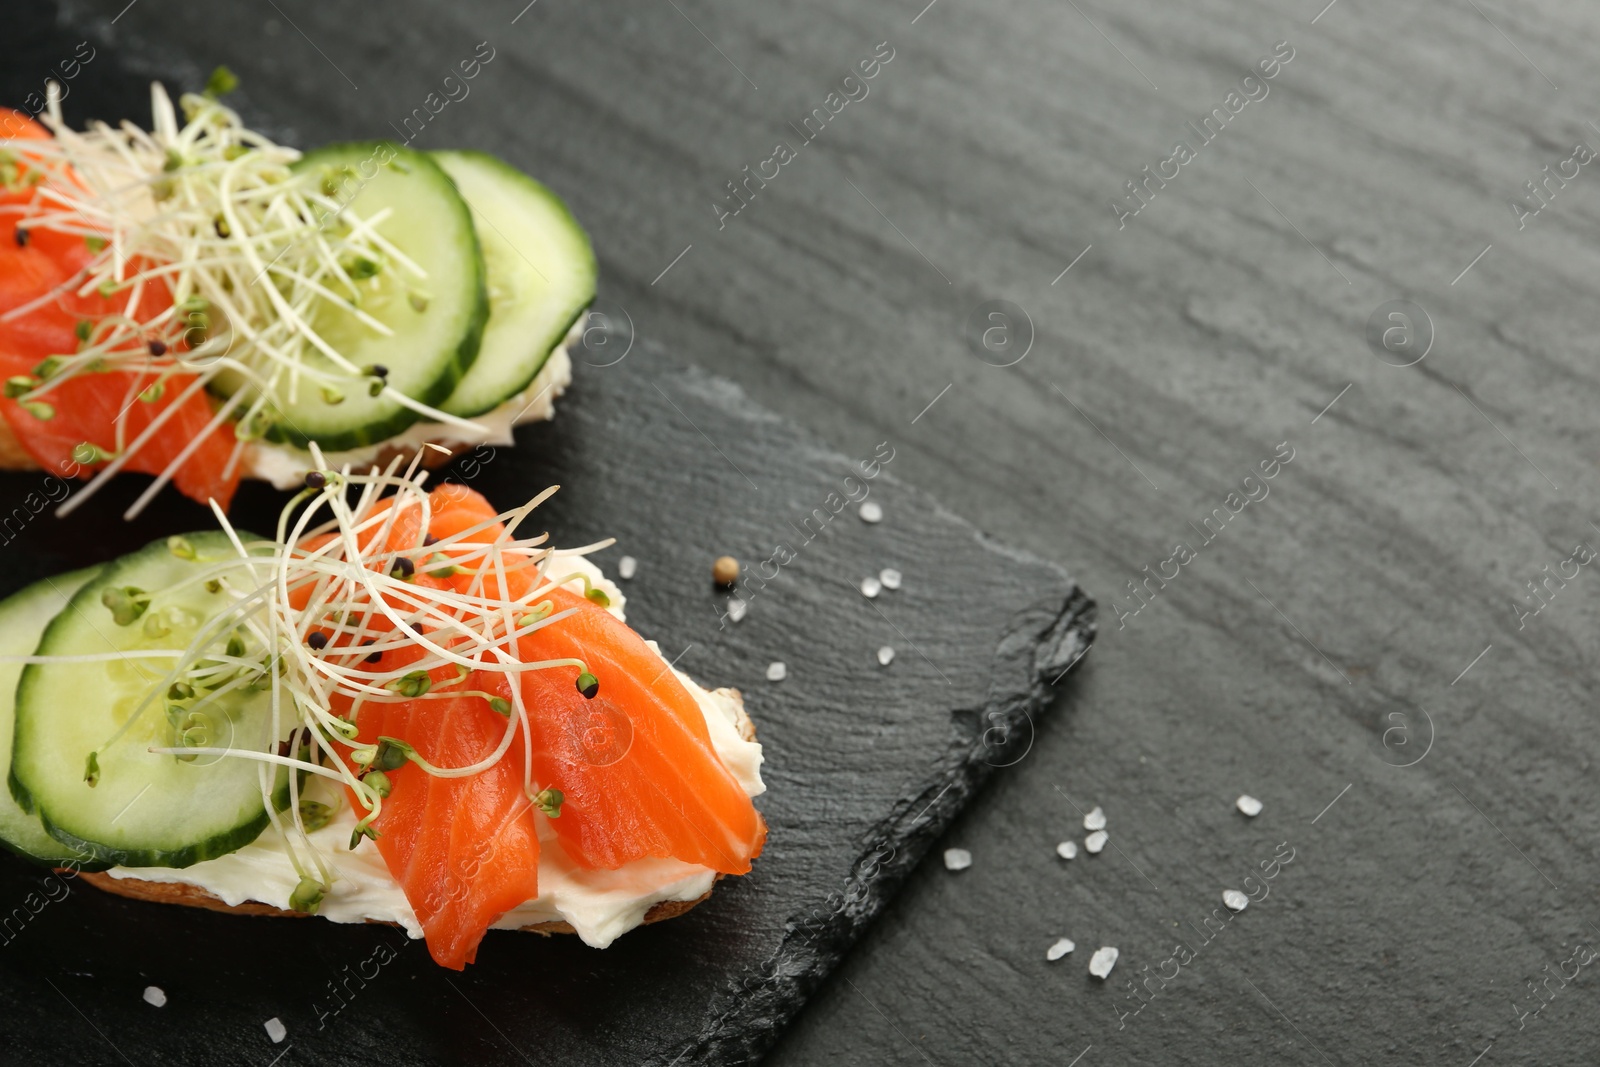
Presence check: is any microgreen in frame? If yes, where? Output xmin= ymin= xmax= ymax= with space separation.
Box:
xmin=298 ymin=800 xmax=335 ymax=832
xmin=203 ymin=66 xmax=240 ymax=100
xmin=535 ymin=787 xmax=564 ymax=818
xmin=289 ymin=876 xmax=326 ymax=914
xmin=385 ymin=670 xmax=430 ymax=698
xmin=101 ymin=585 xmax=149 ymax=626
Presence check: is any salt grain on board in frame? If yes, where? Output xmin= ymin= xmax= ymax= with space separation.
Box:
xmin=264 ymin=1018 xmax=287 ymax=1044
xmin=726 ymin=598 xmax=748 ymax=623
xmin=765 ymin=661 xmax=787 ymax=682
xmin=142 ymin=986 xmax=166 ymax=1008
xmin=1055 ymin=840 xmax=1078 ymax=860
xmin=1236 ymin=794 xmax=1263 ymax=817
xmin=944 ymin=847 xmax=972 ymax=871
xmin=877 ymin=646 xmax=895 ymax=666
xmin=1083 ymin=806 xmax=1106 ymax=832
xmin=858 ymin=501 xmax=883 ymax=523
xmin=860 ymin=576 xmax=882 ymax=598
xmin=1088 ymin=946 xmax=1119 ymax=979
xmin=1223 ymin=889 xmax=1249 ymax=912
xmin=1085 ymin=830 xmax=1108 ymax=854
xmin=879 ymin=567 xmax=902 ymax=590
xmin=618 ymin=555 xmax=637 ymax=580
xmin=1047 ymin=938 xmax=1075 ymax=961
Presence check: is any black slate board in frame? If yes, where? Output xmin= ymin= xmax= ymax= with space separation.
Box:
xmin=0 ymin=335 xmax=1092 ymax=1064
xmin=34 ymin=0 xmax=1600 ymax=1062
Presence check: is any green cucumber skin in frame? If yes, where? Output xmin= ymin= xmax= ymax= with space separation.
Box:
xmin=42 ymin=767 xmax=290 ymax=869
xmin=431 ymin=150 xmax=597 ymax=418
xmin=260 ymin=141 xmax=488 ymax=452
xmin=7 ymin=756 xmax=32 ymax=816
xmin=524 ymin=302 xmax=591 ymax=405
xmin=446 ymin=301 xmax=586 ymax=420
xmin=40 ymin=807 xmax=274 ymax=871
xmin=4 ymin=566 xmax=96 ymax=824
xmin=0 ymin=567 xmax=110 ymax=870
xmin=449 ymin=300 xmax=584 ymax=421
xmin=11 ymin=533 xmax=283 ymax=870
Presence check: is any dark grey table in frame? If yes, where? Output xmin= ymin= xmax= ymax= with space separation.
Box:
xmin=40 ymin=0 xmax=1600 ymax=1062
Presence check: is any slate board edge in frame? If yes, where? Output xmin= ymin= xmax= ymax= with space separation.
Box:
xmin=678 ymin=562 xmax=1097 ymax=1061
xmin=641 ymin=364 xmax=1101 ymax=1065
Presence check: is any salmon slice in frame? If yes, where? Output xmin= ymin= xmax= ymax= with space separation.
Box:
xmin=516 ymin=587 xmax=767 ymax=874
xmin=322 ymin=485 xmax=764 ymax=966
xmin=347 ymin=681 xmax=543 ymax=970
xmin=0 ymin=109 xmax=49 ymax=141
xmin=425 ymin=484 xmax=765 ymax=871
xmin=0 ymin=112 xmax=239 ymax=509
xmin=327 ymin=488 xmax=541 ymax=970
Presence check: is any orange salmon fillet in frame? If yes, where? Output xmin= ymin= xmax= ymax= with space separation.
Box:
xmin=325 ymin=485 xmax=763 ymax=967
xmin=0 ymin=109 xmax=239 ymax=509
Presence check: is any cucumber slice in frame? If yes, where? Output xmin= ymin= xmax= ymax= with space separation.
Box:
xmin=246 ymin=142 xmax=488 ymax=452
xmin=0 ymin=567 xmax=106 ymax=868
xmin=432 ymin=150 xmax=596 ymax=418
xmin=11 ymin=533 xmax=288 ymax=868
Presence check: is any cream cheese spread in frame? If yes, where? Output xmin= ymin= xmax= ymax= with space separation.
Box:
xmin=243 ymin=326 xmax=579 ymax=490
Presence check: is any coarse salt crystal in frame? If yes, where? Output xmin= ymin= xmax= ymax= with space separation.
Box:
xmin=1047 ymin=938 xmax=1075 ymax=961
xmin=877 ymin=646 xmax=895 ymax=666
xmin=879 ymin=567 xmax=902 ymax=590
xmin=860 ymin=576 xmax=882 ymax=598
xmin=1085 ymin=830 xmax=1108 ymax=854
xmin=1083 ymin=806 xmax=1106 ymax=832
xmin=1088 ymin=946 xmax=1119 ymax=979
xmin=1236 ymin=794 xmax=1263 ymax=817
xmin=618 ymin=555 xmax=637 ymax=580
xmin=726 ymin=598 xmax=748 ymax=623
xmin=1055 ymin=840 xmax=1078 ymax=860
xmin=1223 ymin=889 xmax=1249 ymax=912
xmin=765 ymin=661 xmax=787 ymax=682
xmin=264 ymin=1018 xmax=287 ymax=1044
xmin=142 ymin=986 xmax=166 ymax=1008
xmin=943 ymin=847 xmax=972 ymax=871
xmin=858 ymin=501 xmax=883 ymax=524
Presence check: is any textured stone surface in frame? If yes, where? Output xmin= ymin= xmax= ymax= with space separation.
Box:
xmin=15 ymin=0 xmax=1600 ymax=1062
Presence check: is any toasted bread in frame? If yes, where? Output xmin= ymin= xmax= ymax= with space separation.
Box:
xmin=0 ymin=417 xmax=37 ymax=471
xmin=73 ymin=871 xmax=717 ymax=934
xmin=71 ymin=690 xmax=755 ymax=939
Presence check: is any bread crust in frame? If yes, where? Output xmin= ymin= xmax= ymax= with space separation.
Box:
xmin=69 ymin=689 xmax=755 ymax=940
xmin=73 ymin=870 xmax=716 ymax=934
xmin=0 ymin=417 xmax=37 ymax=471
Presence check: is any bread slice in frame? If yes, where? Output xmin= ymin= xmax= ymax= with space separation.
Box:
xmin=74 ymin=870 xmax=717 ymax=935
xmin=0 ymin=417 xmax=38 ymax=471
xmin=72 ymin=689 xmax=755 ymax=939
